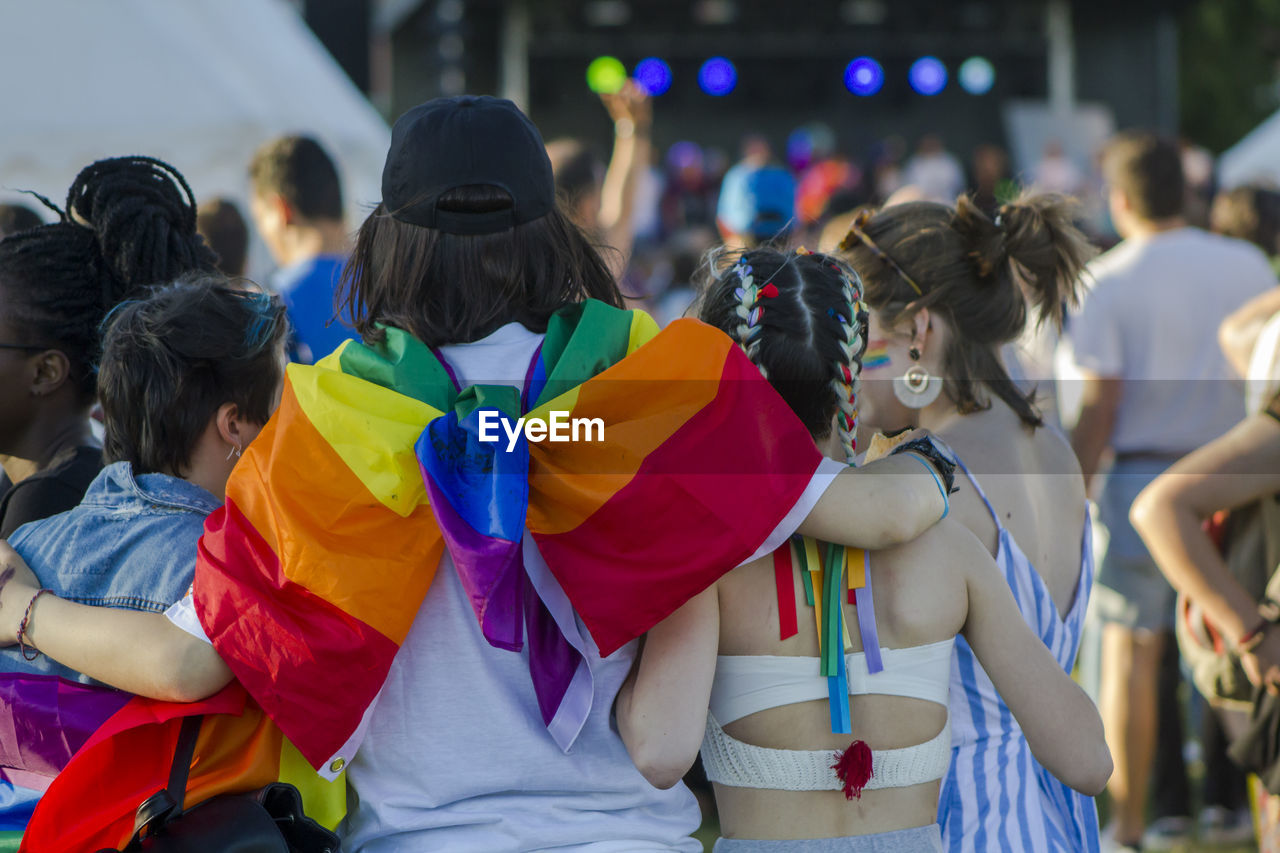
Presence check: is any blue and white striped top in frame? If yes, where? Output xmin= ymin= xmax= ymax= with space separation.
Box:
xmin=937 ymin=460 xmax=1098 ymax=852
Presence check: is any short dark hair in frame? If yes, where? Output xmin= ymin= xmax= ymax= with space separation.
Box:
xmin=197 ymin=197 xmax=251 ymax=277
xmin=339 ymin=185 xmax=623 ymax=347
xmin=1102 ymin=131 xmax=1185 ymax=220
xmin=98 ymin=275 xmax=288 ymax=477
xmin=248 ymin=135 xmax=344 ymax=223
xmin=0 ymin=204 xmax=42 ymax=238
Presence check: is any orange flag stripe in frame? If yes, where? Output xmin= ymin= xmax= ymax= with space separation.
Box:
xmin=229 ymin=381 xmax=444 ymax=644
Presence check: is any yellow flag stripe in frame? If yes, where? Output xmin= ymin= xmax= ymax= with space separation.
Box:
xmin=287 ymin=363 xmax=442 ymax=517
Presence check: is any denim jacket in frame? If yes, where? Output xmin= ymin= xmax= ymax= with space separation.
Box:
xmin=2 ymin=461 xmax=220 ymax=682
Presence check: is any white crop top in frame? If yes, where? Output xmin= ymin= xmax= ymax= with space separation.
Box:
xmin=701 ymin=639 xmax=955 ymax=792
xmin=709 ymin=640 xmax=954 ymax=725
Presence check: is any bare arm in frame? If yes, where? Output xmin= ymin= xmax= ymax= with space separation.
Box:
xmin=1219 ymin=288 xmax=1280 ymax=378
xmin=0 ymin=541 xmax=232 ymax=702
xmin=1070 ymin=372 xmax=1122 ymax=493
xmin=956 ymin=525 xmax=1112 ymax=795
xmin=1131 ymin=412 xmax=1280 ymax=681
xmin=597 ymin=82 xmax=652 ymax=277
xmin=615 ymin=585 xmax=719 ymax=788
xmin=797 ymin=453 xmax=946 ymax=548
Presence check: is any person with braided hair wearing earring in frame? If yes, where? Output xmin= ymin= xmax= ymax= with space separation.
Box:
xmin=836 ymin=193 xmax=1101 ymax=852
xmin=0 ymin=156 xmax=217 ymax=537
xmin=615 ymin=247 xmax=1110 ymax=852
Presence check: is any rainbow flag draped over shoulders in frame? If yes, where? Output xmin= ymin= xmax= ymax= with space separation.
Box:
xmin=198 ymin=299 xmax=824 ymax=771
xmin=21 ymin=300 xmax=824 ymax=850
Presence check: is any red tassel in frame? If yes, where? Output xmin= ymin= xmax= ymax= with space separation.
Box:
xmin=832 ymin=739 xmax=873 ymax=800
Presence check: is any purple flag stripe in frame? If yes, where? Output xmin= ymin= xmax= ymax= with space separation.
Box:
xmin=421 ymin=461 xmax=526 ymax=652
xmin=0 ymin=674 xmax=131 ymax=779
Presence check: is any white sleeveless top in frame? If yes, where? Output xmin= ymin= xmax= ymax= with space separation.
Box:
xmin=702 ymin=639 xmax=954 ymax=792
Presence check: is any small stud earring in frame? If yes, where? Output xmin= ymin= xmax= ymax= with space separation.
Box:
xmin=908 ymin=347 xmax=921 ymax=361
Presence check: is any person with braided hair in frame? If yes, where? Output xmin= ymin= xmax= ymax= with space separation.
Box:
xmin=835 ymin=193 xmax=1102 ymax=851
xmin=0 ymin=156 xmax=217 ymax=538
xmin=615 ymin=247 xmax=1110 ymax=852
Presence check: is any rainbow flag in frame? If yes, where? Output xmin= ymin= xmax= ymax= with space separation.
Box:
xmin=8 ymin=677 xmax=342 ymax=852
xmin=23 ymin=300 xmax=823 ymax=849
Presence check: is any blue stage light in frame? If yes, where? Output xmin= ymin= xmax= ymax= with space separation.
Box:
xmin=908 ymin=57 xmax=947 ymax=96
xmin=698 ymin=57 xmax=737 ymax=96
xmin=634 ymin=57 xmax=673 ymax=96
xmin=844 ymin=57 xmax=884 ymax=96
xmin=958 ymin=56 xmax=995 ymax=95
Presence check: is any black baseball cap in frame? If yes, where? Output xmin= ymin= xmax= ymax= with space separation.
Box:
xmin=381 ymin=95 xmax=556 ymax=235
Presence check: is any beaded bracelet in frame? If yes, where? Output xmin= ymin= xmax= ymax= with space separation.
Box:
xmin=17 ymin=589 xmax=52 ymax=662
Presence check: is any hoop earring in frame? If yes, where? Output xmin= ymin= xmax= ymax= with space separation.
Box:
xmin=226 ymin=443 xmax=242 ymax=461
xmin=893 ymin=365 xmax=942 ymax=409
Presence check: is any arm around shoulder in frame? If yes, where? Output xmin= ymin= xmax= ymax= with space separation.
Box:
xmin=797 ymin=453 xmax=946 ymax=548
xmin=0 ymin=541 xmax=232 ymax=702
xmin=25 ymin=593 xmax=232 ymax=702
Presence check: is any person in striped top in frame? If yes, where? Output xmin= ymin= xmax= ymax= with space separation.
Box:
xmin=838 ymin=194 xmax=1100 ymax=851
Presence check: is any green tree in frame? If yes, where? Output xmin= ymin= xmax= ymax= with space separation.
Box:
xmin=1180 ymin=0 xmax=1280 ymax=152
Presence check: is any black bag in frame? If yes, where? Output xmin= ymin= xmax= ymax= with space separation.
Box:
xmin=100 ymin=716 xmax=340 ymax=853
xmin=1227 ymin=686 xmax=1280 ymax=795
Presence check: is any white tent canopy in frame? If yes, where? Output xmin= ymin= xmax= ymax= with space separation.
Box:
xmin=0 ymin=0 xmax=390 ymax=270
xmin=1219 ymin=109 xmax=1280 ymax=190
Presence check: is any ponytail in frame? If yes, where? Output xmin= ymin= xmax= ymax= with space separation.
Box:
xmin=0 ymin=156 xmax=217 ymax=400
xmin=953 ymin=192 xmax=1092 ymax=332
xmin=841 ymin=192 xmax=1095 ymax=428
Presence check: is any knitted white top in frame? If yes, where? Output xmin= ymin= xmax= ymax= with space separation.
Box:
xmin=701 ymin=639 xmax=954 ymax=791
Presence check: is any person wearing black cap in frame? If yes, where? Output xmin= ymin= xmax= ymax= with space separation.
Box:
xmin=0 ymin=96 xmax=955 ymax=851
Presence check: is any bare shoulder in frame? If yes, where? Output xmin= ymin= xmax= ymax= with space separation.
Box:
xmin=1030 ymin=425 xmax=1085 ymax=496
xmin=869 ymin=519 xmax=981 ymax=645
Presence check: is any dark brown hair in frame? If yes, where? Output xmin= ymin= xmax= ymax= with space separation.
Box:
xmin=338 ymin=185 xmax=623 ymax=346
xmin=840 ymin=193 xmax=1094 ymax=427
xmin=197 ymin=198 xmax=251 ymax=277
xmin=248 ymin=135 xmax=343 ymax=223
xmin=98 ymin=274 xmax=288 ymax=476
xmin=1101 ymin=131 xmax=1185 ymax=221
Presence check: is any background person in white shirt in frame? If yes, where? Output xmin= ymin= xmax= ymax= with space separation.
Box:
xmin=1069 ymin=131 xmax=1276 ymax=851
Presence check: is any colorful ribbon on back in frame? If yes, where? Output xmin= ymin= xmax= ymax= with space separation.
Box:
xmin=774 ymin=539 xmax=884 ymax=734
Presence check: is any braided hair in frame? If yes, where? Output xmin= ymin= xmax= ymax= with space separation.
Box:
xmin=0 ymin=156 xmax=217 ymax=400
xmin=696 ymin=247 xmax=868 ymax=464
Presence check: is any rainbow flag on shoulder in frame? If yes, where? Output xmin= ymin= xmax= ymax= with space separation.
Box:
xmin=21 ymin=300 xmax=825 ymax=850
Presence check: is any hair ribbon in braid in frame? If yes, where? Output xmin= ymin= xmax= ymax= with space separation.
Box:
xmin=829 ymin=262 xmax=867 ymax=465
